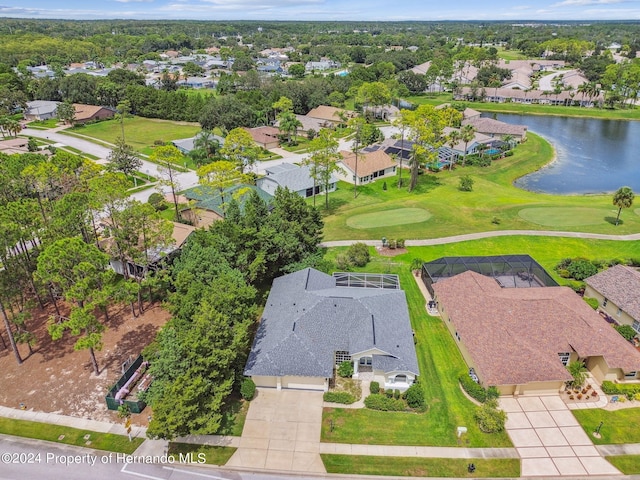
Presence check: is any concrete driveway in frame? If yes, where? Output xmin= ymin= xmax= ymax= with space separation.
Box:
xmin=226 ymin=388 xmax=325 ymax=473
xmin=500 ymin=395 xmax=620 ymax=477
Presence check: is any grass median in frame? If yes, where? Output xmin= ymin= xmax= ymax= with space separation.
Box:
xmin=0 ymin=417 xmax=143 ymax=453
xmin=322 ymin=455 xmax=520 ymax=477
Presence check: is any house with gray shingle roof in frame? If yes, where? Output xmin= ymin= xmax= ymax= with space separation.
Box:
xmin=433 ymin=269 xmax=640 ymax=395
xmin=244 ymin=268 xmax=419 ymax=391
xmin=584 ymin=265 xmax=640 ymax=336
xmin=257 ymin=163 xmax=337 ymax=199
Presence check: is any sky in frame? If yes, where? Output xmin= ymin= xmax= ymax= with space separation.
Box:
xmin=0 ymin=0 xmax=639 ymax=21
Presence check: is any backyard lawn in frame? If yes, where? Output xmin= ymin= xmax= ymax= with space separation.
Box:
xmin=65 ymin=117 xmax=201 ymax=152
xmin=321 ymin=266 xmax=513 ymax=448
xmin=321 ymin=239 xmax=640 ymax=448
xmin=320 ymin=132 xmax=640 ymax=241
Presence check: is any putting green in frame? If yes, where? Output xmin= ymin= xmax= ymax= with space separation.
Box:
xmin=518 ymin=207 xmax=611 ymax=227
xmin=347 ymin=208 xmax=432 ymax=229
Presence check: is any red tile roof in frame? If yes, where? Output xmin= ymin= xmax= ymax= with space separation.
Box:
xmin=433 ymin=271 xmax=640 ymax=386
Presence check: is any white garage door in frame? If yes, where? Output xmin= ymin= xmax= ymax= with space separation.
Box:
xmin=251 ymin=375 xmax=277 ymax=388
xmin=282 ymin=375 xmax=325 ymax=391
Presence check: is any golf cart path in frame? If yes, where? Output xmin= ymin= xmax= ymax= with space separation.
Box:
xmin=321 ymin=230 xmax=640 ymax=247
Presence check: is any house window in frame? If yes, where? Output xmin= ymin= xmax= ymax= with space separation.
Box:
xmin=558 ymin=352 xmax=571 ymax=366
xmin=377 ymin=170 xmax=385 ymax=177
xmin=373 ymin=171 xmax=379 ymax=178
xmin=335 ymin=351 xmax=351 ymax=365
xmin=624 ymin=371 xmax=637 ymax=379
xmin=305 ymin=187 xmax=313 ymax=198
xmin=633 ymin=320 xmax=640 ymax=334
xmin=394 ymin=374 xmax=407 ymax=384
xmin=359 ymin=357 xmax=372 ymax=366
xmin=602 ymin=298 xmax=608 ymax=307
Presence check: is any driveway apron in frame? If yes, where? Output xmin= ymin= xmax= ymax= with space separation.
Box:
xmin=500 ymin=395 xmax=621 ymax=477
xmin=226 ymin=388 xmax=326 ymax=473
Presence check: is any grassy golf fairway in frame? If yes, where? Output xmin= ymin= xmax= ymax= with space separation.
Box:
xmin=518 ymin=207 xmax=616 ymax=227
xmin=347 ymin=208 xmax=432 ymax=229
xmin=321 ymin=133 xmax=640 ymax=240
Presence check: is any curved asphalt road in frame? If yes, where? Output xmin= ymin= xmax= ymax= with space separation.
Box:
xmin=22 ymin=127 xmax=199 ymax=202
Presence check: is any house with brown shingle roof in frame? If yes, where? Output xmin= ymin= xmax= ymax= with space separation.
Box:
xmin=73 ymin=104 xmax=115 ymax=124
xmin=243 ymin=126 xmax=280 ymax=149
xmin=306 ymin=105 xmax=355 ymax=126
xmin=336 ymin=150 xmax=397 ymax=185
xmin=433 ymin=270 xmax=640 ymax=395
xmin=584 ymin=265 xmax=640 ymax=336
xmin=462 ymin=117 xmax=527 ymax=142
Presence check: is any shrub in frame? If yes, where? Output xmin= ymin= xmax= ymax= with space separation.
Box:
xmin=486 ymin=386 xmax=500 ymax=401
xmin=153 ymin=139 xmax=165 ymax=146
xmin=335 ymin=253 xmax=352 ymax=271
xmin=583 ymin=297 xmax=599 ymax=310
xmin=405 ymin=383 xmax=426 ymax=409
xmin=567 ymin=361 xmax=587 ymax=388
xmin=491 ymin=216 xmax=501 ymax=225
xmin=396 ymin=239 xmax=405 ymax=248
xmin=601 ymin=381 xmax=640 ymax=395
xmin=337 ymin=361 xmax=354 ymax=378
xmin=459 ymin=175 xmax=474 ymax=192
xmin=370 ymin=381 xmax=380 ymax=395
xmin=382 ymin=181 xmax=387 ymax=191
xmin=566 ymin=258 xmax=598 ymax=281
xmin=474 ymin=399 xmax=506 ymax=433
xmin=385 ymin=389 xmax=393 ymax=398
xmin=635 ymin=393 xmax=640 ymax=401
xmin=615 ymin=324 xmax=637 ymax=341
xmin=503 ymin=150 xmax=514 ymax=157
xmin=323 ymin=391 xmax=356 ymax=404
xmin=240 ymin=378 xmax=256 ymax=401
xmin=346 ymin=242 xmax=370 ymax=267
xmin=393 ymin=389 xmax=401 ymax=400
xmin=364 ymin=394 xmax=406 ymax=411
xmin=459 ymin=374 xmax=487 ymax=403
xmin=148 ymin=192 xmax=167 ymax=211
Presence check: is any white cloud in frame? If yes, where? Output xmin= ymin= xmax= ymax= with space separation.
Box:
xmin=114 ymin=0 xmax=153 ymax=4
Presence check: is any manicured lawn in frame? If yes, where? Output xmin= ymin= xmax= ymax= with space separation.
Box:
xmin=405 ymin=94 xmax=640 ymax=120
xmin=346 ymin=207 xmax=432 ymax=229
xmin=496 ymin=47 xmax=529 ymax=61
xmin=66 ymin=117 xmax=201 ymax=153
xmin=0 ymin=417 xmax=143 ymax=453
xmin=167 ymin=443 xmax=236 ymax=465
xmin=27 ymin=119 xmax=59 ymax=128
xmin=322 ymin=266 xmax=512 ymax=448
xmin=215 ymin=396 xmax=249 ymax=437
xmin=572 ymin=408 xmax=640 ymax=445
xmin=518 ymin=207 xmax=615 ymax=227
xmin=322 ymin=455 xmax=520 ymax=477
xmin=320 ymin=133 xmax=640 ymax=241
xmin=606 ymin=455 xmax=640 ymax=475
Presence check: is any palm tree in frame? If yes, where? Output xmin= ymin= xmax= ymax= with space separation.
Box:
xmin=194 ymin=129 xmax=221 ymax=159
xmin=613 ymin=186 xmax=635 ymax=226
xmin=446 ymin=130 xmax=461 ymax=171
xmin=501 ymin=134 xmax=515 ymax=151
xmin=460 ymin=124 xmax=476 ymax=167
xmin=278 ymin=111 xmax=302 ymax=145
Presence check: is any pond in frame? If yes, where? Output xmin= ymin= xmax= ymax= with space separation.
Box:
xmin=494 ymin=113 xmax=640 ymax=195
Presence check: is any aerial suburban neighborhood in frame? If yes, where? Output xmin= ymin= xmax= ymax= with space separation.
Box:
xmin=1 ymin=4 xmax=640 ymax=480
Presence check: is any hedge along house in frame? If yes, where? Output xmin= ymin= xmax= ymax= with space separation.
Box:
xmin=431 ymin=265 xmax=640 ymax=396
xmin=244 ymin=268 xmax=419 ymax=392
xmin=584 ymin=264 xmax=640 ymax=336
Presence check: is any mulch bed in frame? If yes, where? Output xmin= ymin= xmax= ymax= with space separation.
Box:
xmin=377 ymin=247 xmax=408 ymax=257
